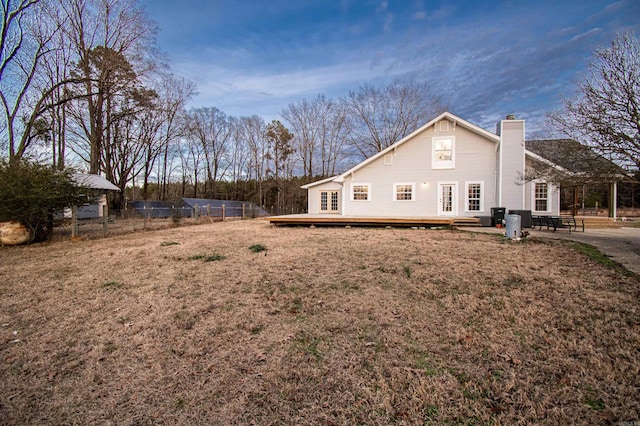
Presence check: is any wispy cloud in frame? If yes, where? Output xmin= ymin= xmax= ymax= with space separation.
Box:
xmin=147 ymin=0 xmax=640 ymax=133
xmin=173 ymin=56 xmax=409 ymax=118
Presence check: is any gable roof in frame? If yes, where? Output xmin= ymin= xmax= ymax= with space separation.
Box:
xmin=524 ymin=149 xmax=571 ymax=174
xmin=526 ymin=139 xmax=627 ymax=181
xmin=303 ymin=112 xmax=500 ymax=188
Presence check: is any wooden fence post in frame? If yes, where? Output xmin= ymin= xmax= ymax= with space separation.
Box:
xmin=102 ymin=205 xmax=108 ymax=237
xmin=194 ymin=204 xmax=199 ymax=220
xmin=222 ymin=204 xmax=226 ymax=221
xmin=242 ymin=204 xmax=246 ymax=220
xmin=207 ymin=204 xmax=211 ymax=217
xmin=71 ymin=206 xmax=78 ymax=238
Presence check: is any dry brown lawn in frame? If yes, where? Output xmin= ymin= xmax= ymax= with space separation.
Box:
xmin=1 ymin=219 xmax=638 ymax=425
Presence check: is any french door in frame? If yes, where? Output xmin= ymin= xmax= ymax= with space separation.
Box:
xmin=320 ymin=191 xmax=340 ymax=213
xmin=438 ymin=183 xmax=457 ymax=216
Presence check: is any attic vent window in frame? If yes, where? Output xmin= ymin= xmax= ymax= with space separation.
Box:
xmin=439 ymin=120 xmax=450 ymax=131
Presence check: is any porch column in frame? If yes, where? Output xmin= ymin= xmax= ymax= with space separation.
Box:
xmin=609 ymin=182 xmax=617 ymax=219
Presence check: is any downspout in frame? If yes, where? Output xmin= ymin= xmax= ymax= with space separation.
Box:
xmin=497 ymin=122 xmax=503 ymax=207
xmin=338 ymin=181 xmax=345 ymax=216
xmin=521 ymin=121 xmax=526 ymax=210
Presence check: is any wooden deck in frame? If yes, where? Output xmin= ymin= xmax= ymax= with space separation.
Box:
xmin=268 ymin=214 xmax=481 ymax=227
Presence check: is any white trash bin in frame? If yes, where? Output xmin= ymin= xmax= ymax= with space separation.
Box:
xmin=505 ymin=214 xmax=521 ymax=239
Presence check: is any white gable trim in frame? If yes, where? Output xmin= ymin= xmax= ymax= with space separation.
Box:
xmin=300 ymin=175 xmax=338 ymax=189
xmin=524 ymin=150 xmax=573 ymax=174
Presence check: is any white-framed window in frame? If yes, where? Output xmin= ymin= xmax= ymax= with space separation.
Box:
xmin=393 ymin=183 xmax=415 ymax=201
xmin=534 ymin=182 xmax=549 ymax=212
xmin=432 ymin=136 xmax=455 ymax=169
xmin=384 ymin=154 xmax=393 ymax=165
xmin=351 ymin=183 xmax=370 ymax=201
xmin=465 ymin=181 xmax=483 ymax=212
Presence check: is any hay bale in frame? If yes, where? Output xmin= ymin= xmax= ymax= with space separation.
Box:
xmin=0 ymin=221 xmax=35 ymax=245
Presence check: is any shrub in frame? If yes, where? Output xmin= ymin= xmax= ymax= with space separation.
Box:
xmin=249 ymin=244 xmax=267 ymax=253
xmin=0 ymin=159 xmax=92 ymax=241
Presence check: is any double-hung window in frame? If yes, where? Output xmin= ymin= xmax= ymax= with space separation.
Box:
xmin=352 ymin=183 xmax=370 ymax=201
xmin=394 ymin=183 xmax=415 ymax=201
xmin=465 ymin=182 xmax=483 ymax=212
xmin=534 ymin=182 xmax=549 ymax=211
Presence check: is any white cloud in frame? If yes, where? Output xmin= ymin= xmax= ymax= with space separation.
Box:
xmin=568 ymin=27 xmax=601 ymax=43
xmin=170 ymin=56 xmax=408 ymax=117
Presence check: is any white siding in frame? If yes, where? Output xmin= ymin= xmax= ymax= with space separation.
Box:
xmin=524 ymin=180 xmax=560 ymax=216
xmin=497 ymin=119 xmax=525 ymax=211
xmin=341 ymin=120 xmax=497 ymax=217
xmin=523 ymin=157 xmax=560 ymax=216
xmin=307 ymin=181 xmax=343 ymax=214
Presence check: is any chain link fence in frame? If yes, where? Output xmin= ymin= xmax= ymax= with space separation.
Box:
xmin=52 ymin=202 xmax=262 ymax=241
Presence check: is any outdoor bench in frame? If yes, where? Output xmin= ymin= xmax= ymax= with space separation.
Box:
xmin=532 ymin=215 xmax=584 ymax=233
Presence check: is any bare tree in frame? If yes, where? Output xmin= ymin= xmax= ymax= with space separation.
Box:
xmin=281 ymin=97 xmax=319 ymax=177
xmin=61 ymin=0 xmax=157 ymax=173
xmin=282 ymin=94 xmax=350 ymax=177
xmin=39 ymin=15 xmax=76 ymax=169
xmin=0 ymin=0 xmax=76 ymax=161
xmin=227 ymin=116 xmax=249 ymax=198
xmin=185 ymin=107 xmax=233 ymax=198
xmin=344 ymin=78 xmax=446 ymax=158
xmin=549 ymin=33 xmax=640 ymax=172
xmin=155 ymin=74 xmax=195 ymax=200
xmin=103 ymin=86 xmax=158 ymax=208
xmin=174 ymin=134 xmax=197 ymax=198
xmin=239 ymin=115 xmax=267 ymax=205
xmin=0 ymin=0 xmax=38 ymax=159
xmin=132 ymin=73 xmax=194 ymax=200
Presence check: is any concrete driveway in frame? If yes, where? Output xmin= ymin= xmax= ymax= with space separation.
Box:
xmin=459 ymin=226 xmax=640 ymax=276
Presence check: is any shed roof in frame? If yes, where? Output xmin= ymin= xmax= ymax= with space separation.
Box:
xmin=73 ymin=173 xmax=120 ymax=191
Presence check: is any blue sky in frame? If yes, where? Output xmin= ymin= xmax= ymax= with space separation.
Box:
xmin=140 ymin=0 xmax=639 ymax=134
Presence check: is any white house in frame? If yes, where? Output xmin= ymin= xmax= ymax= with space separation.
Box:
xmin=301 ymin=112 xmax=562 ymax=221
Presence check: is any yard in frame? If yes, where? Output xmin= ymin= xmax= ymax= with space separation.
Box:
xmin=1 ymin=219 xmax=638 ymax=425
